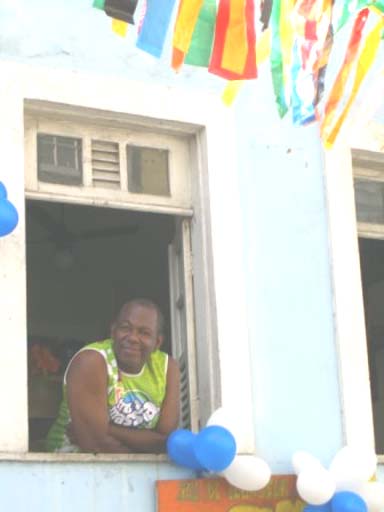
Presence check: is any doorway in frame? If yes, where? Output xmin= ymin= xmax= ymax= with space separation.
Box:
xmin=26 ymin=198 xmax=176 ymax=450
xmin=358 ymin=237 xmax=384 ymax=453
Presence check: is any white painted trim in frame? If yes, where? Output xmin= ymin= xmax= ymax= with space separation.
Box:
xmin=25 ymin=190 xmax=194 ymax=217
xmin=0 ymin=452 xmax=168 ymax=463
xmin=0 ymin=60 xmax=254 ymax=452
xmin=357 ymin=222 xmax=384 ymax=240
xmin=324 ymin=145 xmax=375 ymax=451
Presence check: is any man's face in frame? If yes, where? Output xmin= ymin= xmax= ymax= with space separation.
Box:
xmin=111 ymin=303 xmax=162 ymax=373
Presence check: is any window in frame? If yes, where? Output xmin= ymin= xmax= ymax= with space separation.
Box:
xmin=352 ymin=148 xmax=384 ymax=454
xmin=0 ymin=65 xmax=252 ymax=456
xmin=24 ymin=104 xmax=215 ymax=452
xmin=37 ymin=134 xmax=83 ymax=185
xmin=127 ymin=145 xmax=170 ymax=196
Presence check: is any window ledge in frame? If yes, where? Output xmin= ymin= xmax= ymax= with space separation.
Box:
xmin=0 ymin=452 xmax=169 ymax=463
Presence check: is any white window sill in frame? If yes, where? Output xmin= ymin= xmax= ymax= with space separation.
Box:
xmin=0 ymin=452 xmax=169 ymax=463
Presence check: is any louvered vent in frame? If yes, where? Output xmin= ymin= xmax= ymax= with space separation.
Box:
xmin=91 ymin=140 xmax=121 ymax=189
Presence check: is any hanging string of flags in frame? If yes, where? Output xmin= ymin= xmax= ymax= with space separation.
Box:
xmin=94 ymin=0 xmax=384 ymax=148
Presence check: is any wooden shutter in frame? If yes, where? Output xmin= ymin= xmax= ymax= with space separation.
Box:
xmin=168 ymin=219 xmax=199 ymax=431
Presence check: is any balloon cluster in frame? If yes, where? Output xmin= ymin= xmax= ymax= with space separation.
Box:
xmin=293 ymin=447 xmax=384 ymax=512
xmin=0 ymin=182 xmax=18 ymax=237
xmin=167 ymin=407 xmax=271 ymax=492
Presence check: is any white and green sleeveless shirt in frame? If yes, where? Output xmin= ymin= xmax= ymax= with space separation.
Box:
xmin=46 ymin=338 xmax=168 ymax=452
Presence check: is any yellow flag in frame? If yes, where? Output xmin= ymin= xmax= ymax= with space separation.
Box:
xmin=221 ymin=28 xmax=271 ymax=106
xmin=173 ymin=0 xmax=204 ymax=53
xmin=322 ymin=11 xmax=384 ymax=148
xmin=222 ymin=0 xmax=248 ymax=75
xmin=112 ymin=18 xmax=128 ymax=37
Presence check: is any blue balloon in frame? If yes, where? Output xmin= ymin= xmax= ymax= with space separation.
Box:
xmin=331 ymin=492 xmax=367 ymax=512
xmin=0 ymin=199 xmax=18 ymax=237
xmin=166 ymin=429 xmax=204 ymax=470
xmin=193 ymin=425 xmax=236 ymax=472
xmin=304 ymin=503 xmax=332 ymax=512
xmin=0 ymin=182 xmax=6 ymax=200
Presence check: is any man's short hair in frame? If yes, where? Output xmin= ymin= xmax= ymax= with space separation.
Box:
xmin=116 ymin=299 xmax=165 ymax=336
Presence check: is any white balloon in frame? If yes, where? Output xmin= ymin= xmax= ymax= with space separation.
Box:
xmin=292 ymin=451 xmax=324 ymax=475
xmin=329 ymin=446 xmax=377 ymax=488
xmin=206 ymin=407 xmax=242 ymax=443
xmin=296 ymin=468 xmax=336 ymax=505
xmin=222 ymin=455 xmax=271 ymax=492
xmin=357 ymin=481 xmax=384 ymax=512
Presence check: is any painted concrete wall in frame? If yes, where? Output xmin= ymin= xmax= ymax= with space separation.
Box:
xmin=0 ymin=459 xmax=195 ymax=510
xmin=0 ymin=0 xmax=381 ymax=509
xmin=233 ymin=79 xmax=343 ymax=468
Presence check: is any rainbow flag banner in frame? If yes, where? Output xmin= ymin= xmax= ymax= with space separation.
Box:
xmin=93 ymin=0 xmax=384 ymax=148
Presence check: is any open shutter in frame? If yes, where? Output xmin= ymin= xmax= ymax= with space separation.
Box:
xmin=168 ymin=219 xmax=199 ymax=431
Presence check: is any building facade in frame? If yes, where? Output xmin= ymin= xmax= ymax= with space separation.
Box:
xmin=0 ymin=0 xmax=382 ymax=509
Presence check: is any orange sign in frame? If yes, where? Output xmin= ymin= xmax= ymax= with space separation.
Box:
xmin=157 ymin=475 xmax=305 ymax=512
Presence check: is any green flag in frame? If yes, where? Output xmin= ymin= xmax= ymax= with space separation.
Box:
xmin=185 ymin=0 xmax=216 ymax=67
xmin=93 ymin=0 xmax=105 ymax=10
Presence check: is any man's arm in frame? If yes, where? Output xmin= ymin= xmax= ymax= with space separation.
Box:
xmin=66 ymin=350 xmax=131 ymax=453
xmin=108 ymin=356 xmax=181 ymax=453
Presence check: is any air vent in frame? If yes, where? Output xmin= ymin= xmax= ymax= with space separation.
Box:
xmin=91 ymin=140 xmax=121 ymax=189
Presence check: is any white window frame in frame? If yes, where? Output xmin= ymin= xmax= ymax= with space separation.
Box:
xmin=323 ymin=145 xmax=376 ymax=455
xmin=0 ymin=61 xmax=254 ymax=456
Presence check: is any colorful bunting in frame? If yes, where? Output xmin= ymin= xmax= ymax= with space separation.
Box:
xmin=136 ymin=0 xmax=177 ymax=58
xmin=137 ymin=0 xmax=147 ymax=33
xmin=221 ymin=27 xmax=271 ymax=106
xmin=222 ymin=80 xmax=243 ymax=106
xmin=112 ymin=18 xmax=128 ymax=36
xmin=93 ymin=0 xmax=105 ymax=9
xmin=209 ymin=0 xmax=257 ymax=80
xmin=172 ymin=0 xmax=205 ymax=70
xmin=93 ymin=0 xmax=384 ymax=148
xmin=321 ymin=7 xmax=384 ymax=147
xmin=185 ymin=0 xmax=216 ymax=67
xmin=104 ymin=0 xmax=139 ymax=24
xmin=290 ymin=0 xmax=334 ymax=125
xmin=321 ymin=8 xmax=370 ymax=139
xmin=270 ymin=0 xmax=295 ymax=117
xmin=260 ymin=0 xmax=273 ymax=31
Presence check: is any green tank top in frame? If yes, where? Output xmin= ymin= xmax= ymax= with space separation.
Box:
xmin=46 ymin=338 xmax=168 ymax=452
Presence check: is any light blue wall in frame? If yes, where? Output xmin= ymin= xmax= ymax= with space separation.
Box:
xmin=0 ymin=0 xmax=374 ymax=507
xmin=0 ymin=461 xmax=195 ymax=510
xmin=0 ymin=0 xmax=223 ymax=91
xmin=234 ymin=79 xmax=343 ymax=471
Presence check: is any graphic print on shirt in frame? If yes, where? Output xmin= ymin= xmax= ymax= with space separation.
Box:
xmin=109 ymin=390 xmax=160 ymax=428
